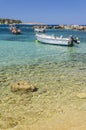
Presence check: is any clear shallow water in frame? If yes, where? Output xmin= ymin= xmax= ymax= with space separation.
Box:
xmin=0 ymin=25 xmax=86 ymax=129
xmin=0 ymin=25 xmax=86 ymax=91
xmin=0 ymin=25 xmax=86 ymax=86
xmin=0 ymin=25 xmax=86 ymax=66
xmin=0 ymin=25 xmax=86 ymax=95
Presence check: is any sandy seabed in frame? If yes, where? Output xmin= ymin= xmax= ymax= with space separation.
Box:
xmin=0 ymin=60 xmax=86 ymax=130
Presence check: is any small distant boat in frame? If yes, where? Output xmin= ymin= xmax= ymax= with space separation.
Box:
xmin=34 ymin=28 xmax=46 ymax=33
xmin=9 ymin=24 xmax=21 ymax=34
xmin=35 ymin=33 xmax=80 ymax=46
xmin=11 ymin=28 xmax=21 ymax=34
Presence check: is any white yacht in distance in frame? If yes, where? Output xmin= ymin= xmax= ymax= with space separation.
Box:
xmin=34 ymin=28 xmax=46 ymax=33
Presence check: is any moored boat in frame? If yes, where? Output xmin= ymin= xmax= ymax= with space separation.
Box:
xmin=11 ymin=28 xmax=21 ymax=34
xmin=35 ymin=33 xmax=80 ymax=46
xmin=9 ymin=24 xmax=21 ymax=34
xmin=34 ymin=28 xmax=46 ymax=33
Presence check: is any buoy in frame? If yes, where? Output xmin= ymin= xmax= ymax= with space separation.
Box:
xmin=35 ymin=40 xmax=39 ymax=43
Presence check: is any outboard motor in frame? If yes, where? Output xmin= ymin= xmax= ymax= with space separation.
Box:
xmin=68 ymin=35 xmax=80 ymax=45
xmin=73 ymin=37 xmax=80 ymax=44
xmin=68 ymin=35 xmax=74 ymax=45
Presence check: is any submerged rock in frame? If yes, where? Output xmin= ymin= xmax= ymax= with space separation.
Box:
xmin=11 ymin=81 xmax=36 ymax=92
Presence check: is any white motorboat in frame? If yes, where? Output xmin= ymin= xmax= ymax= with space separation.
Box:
xmin=34 ymin=28 xmax=46 ymax=33
xmin=35 ymin=33 xmax=80 ymax=46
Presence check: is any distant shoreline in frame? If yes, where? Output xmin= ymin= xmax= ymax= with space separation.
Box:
xmin=0 ymin=22 xmax=86 ymax=31
xmin=21 ymin=22 xmax=43 ymax=25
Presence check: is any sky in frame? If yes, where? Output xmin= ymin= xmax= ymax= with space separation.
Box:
xmin=0 ymin=0 xmax=86 ymax=25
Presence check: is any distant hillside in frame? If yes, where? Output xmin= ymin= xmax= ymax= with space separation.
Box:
xmin=0 ymin=18 xmax=22 ymax=24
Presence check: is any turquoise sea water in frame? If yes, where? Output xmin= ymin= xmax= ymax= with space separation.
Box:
xmin=0 ymin=25 xmax=86 ymax=67
xmin=0 ymin=24 xmax=86 ymax=129
xmin=0 ymin=24 xmax=86 ymax=91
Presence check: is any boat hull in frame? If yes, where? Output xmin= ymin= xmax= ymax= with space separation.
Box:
xmin=36 ymin=34 xmax=73 ymax=46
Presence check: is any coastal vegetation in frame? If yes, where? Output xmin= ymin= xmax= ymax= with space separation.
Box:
xmin=0 ymin=18 xmax=22 ymax=24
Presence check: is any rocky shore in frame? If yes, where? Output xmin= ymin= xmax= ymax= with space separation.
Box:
xmin=33 ymin=24 xmax=86 ymax=31
xmin=0 ymin=18 xmax=86 ymax=31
